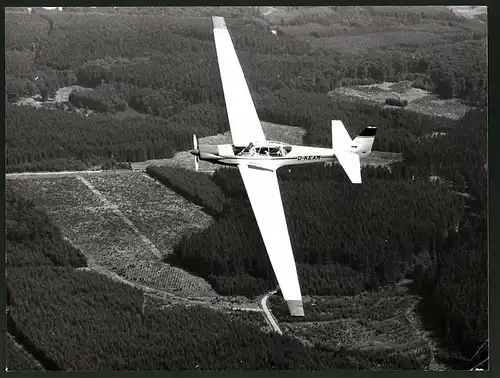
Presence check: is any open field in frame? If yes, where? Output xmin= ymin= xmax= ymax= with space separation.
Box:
xmin=82 ymin=173 xmax=213 ymax=255
xmin=15 ymin=85 xmax=148 ymax=120
xmin=281 ymin=293 xmax=420 ymax=350
xmin=14 ymin=85 xmax=90 ymax=108
xmin=7 ymin=175 xmax=102 ymax=210
xmin=7 ymin=172 xmax=218 ymax=298
xmin=360 ymin=151 xmax=403 ymax=167
xmin=447 ymin=6 xmax=487 ymax=20
xmin=330 ymin=81 xmax=473 ymax=120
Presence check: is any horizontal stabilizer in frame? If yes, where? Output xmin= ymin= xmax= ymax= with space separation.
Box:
xmin=336 ymin=151 xmax=361 ymax=184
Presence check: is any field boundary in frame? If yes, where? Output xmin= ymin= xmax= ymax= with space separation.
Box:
xmin=76 ymin=264 xmax=263 ymax=314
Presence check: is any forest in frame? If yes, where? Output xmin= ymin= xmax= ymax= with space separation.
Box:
xmin=5 ymin=6 xmax=486 ymax=171
xmin=6 ymin=187 xmax=428 ymax=370
xmin=147 ymin=106 xmax=486 ymax=366
xmin=167 ymin=164 xmax=464 ymax=297
xmin=5 ymin=102 xmax=227 ymax=172
xmin=5 ymin=6 xmax=487 ymax=370
xmin=156 ymin=158 xmax=486 ymax=367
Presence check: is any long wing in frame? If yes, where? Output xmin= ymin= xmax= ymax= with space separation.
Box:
xmin=238 ymin=164 xmax=304 ymax=316
xmin=213 ymin=16 xmax=266 ymax=147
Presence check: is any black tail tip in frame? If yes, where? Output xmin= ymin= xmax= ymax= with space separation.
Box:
xmin=359 ymin=126 xmax=377 ymax=137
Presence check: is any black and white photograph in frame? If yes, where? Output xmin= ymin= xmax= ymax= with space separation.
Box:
xmin=5 ymin=5 xmax=488 ymax=371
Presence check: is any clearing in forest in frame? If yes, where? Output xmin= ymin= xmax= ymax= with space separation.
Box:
xmin=447 ymin=6 xmax=487 ymax=20
xmin=331 ymin=81 xmax=473 ymax=120
xmin=7 ymin=172 xmax=217 ymax=298
xmin=273 ymin=284 xmax=448 ymax=371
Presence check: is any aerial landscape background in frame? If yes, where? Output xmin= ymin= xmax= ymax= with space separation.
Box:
xmin=5 ymin=6 xmax=487 ymax=371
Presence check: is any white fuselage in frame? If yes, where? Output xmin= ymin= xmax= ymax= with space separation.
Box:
xmin=196 ymin=144 xmax=338 ymax=171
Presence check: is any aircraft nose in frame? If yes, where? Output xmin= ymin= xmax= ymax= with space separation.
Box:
xmin=189 ymin=149 xmax=200 ymax=156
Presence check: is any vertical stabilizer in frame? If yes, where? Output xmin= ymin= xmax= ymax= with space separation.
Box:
xmin=351 ymin=126 xmax=377 ymax=155
xmin=331 ymin=120 xmax=352 ymax=151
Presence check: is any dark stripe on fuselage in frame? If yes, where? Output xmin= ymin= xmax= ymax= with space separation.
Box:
xmin=248 ymin=164 xmax=274 ymax=172
xmin=226 ymin=156 xmax=296 ymax=160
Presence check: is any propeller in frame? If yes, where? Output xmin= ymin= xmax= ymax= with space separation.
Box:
xmin=192 ymin=134 xmax=199 ymax=172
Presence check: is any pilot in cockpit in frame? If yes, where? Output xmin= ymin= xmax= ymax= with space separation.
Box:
xmin=241 ymin=142 xmax=254 ymax=155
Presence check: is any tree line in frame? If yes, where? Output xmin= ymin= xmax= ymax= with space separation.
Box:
xmin=146 ymin=166 xmax=226 ymax=215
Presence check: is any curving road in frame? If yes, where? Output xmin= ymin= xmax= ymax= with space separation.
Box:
xmin=260 ymin=289 xmax=283 ymax=335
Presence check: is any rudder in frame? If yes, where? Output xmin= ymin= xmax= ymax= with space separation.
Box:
xmin=331 ymin=120 xmax=352 ymax=151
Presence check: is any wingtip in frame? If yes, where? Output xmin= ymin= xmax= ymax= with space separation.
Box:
xmin=212 ymin=16 xmax=226 ymax=30
xmin=286 ymin=300 xmax=305 ymax=317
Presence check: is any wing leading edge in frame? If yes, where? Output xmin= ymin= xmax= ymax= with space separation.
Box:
xmin=212 ymin=16 xmax=266 ymax=147
xmin=238 ymin=164 xmax=304 ymax=316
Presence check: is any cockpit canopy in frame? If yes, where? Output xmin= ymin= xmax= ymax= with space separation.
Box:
xmin=234 ymin=141 xmax=292 ymax=157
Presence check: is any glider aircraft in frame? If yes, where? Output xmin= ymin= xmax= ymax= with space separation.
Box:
xmin=190 ymin=16 xmax=377 ymax=316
